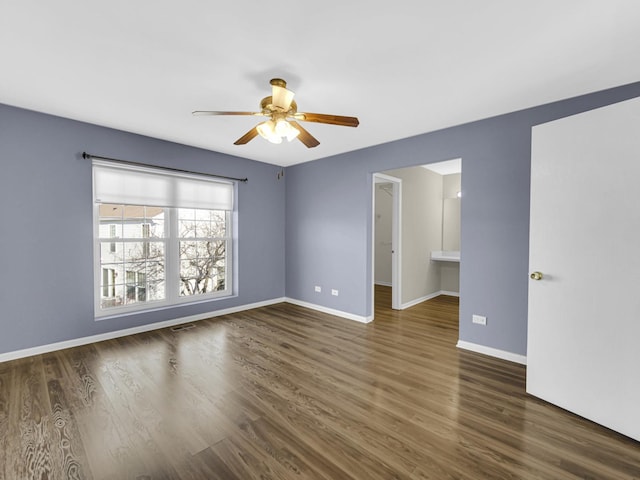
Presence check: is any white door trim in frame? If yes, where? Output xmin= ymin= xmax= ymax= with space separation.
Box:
xmin=372 ymin=173 xmax=402 ymax=313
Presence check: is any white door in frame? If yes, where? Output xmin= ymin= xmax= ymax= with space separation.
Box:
xmin=527 ymin=96 xmax=640 ymax=442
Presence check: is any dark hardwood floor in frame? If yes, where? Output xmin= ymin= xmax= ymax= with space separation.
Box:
xmin=1 ymin=286 xmax=639 ymax=479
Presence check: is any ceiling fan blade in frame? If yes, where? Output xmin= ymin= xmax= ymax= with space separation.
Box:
xmin=295 ymin=112 xmax=359 ymax=127
xmin=289 ymin=121 xmax=320 ymax=148
xmin=192 ymin=111 xmax=263 ymax=116
xmin=233 ymin=127 xmax=260 ymax=145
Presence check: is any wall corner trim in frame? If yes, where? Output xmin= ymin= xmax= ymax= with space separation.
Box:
xmin=0 ymin=297 xmax=287 ymax=364
xmin=456 ymin=340 xmax=527 ymax=365
xmin=285 ymin=298 xmax=373 ymax=323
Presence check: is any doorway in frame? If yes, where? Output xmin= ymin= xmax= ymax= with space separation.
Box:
xmin=372 ymin=173 xmax=402 ymax=310
xmin=371 ymin=159 xmax=462 ymax=318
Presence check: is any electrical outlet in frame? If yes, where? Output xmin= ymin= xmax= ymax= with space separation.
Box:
xmin=331 ymin=289 xmax=339 ymax=296
xmin=314 ymin=286 xmax=322 ymax=293
xmin=472 ymin=314 xmax=487 ymax=326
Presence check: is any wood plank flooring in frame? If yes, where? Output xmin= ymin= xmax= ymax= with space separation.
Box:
xmin=1 ymin=286 xmax=639 ymax=479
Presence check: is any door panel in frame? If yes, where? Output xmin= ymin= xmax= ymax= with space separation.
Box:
xmin=527 ymin=96 xmax=640 ymax=441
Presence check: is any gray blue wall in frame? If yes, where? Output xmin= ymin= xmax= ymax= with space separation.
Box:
xmin=3 ymin=81 xmax=640 ymax=358
xmin=0 ymin=104 xmax=285 ymax=355
xmin=285 ymin=82 xmax=640 ymax=356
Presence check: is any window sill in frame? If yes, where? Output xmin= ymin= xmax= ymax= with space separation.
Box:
xmin=95 ymin=293 xmax=237 ymax=321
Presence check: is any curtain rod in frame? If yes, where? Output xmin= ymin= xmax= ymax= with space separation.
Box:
xmin=82 ymin=152 xmax=248 ymax=183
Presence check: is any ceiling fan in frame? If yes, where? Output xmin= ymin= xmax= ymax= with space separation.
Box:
xmin=192 ymin=78 xmax=359 ymax=148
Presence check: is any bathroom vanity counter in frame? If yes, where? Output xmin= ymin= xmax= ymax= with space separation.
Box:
xmin=431 ymin=250 xmax=460 ymax=262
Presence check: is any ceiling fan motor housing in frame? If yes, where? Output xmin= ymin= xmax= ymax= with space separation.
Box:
xmin=270 ymin=78 xmax=287 ymax=88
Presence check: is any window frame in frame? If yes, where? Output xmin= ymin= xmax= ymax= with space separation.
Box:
xmin=92 ymin=162 xmax=235 ymax=319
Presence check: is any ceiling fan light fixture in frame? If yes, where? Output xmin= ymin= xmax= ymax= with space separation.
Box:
xmin=256 ymin=120 xmax=282 ymax=144
xmin=267 ymin=133 xmax=283 ymax=144
xmin=256 ymin=120 xmax=273 ymax=138
xmin=275 ymin=119 xmax=300 ymax=142
xmin=286 ymin=124 xmax=300 ymax=142
xmin=271 ymin=82 xmax=295 ymax=111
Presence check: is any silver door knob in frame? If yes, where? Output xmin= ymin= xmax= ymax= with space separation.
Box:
xmin=530 ymin=271 xmax=543 ymax=281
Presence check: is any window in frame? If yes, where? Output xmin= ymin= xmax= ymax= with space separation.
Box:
xmin=93 ymin=161 xmax=234 ymax=316
xmin=98 ymin=204 xmax=166 ymax=310
xmin=178 ymin=208 xmax=229 ymax=297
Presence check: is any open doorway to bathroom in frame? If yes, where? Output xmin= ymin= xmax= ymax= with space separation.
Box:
xmin=372 ymin=158 xmax=461 ymax=314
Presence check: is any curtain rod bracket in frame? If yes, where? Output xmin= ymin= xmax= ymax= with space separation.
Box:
xmin=82 ymin=152 xmax=248 ymax=183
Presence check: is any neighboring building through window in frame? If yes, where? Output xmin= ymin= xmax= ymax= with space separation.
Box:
xmin=109 ymin=224 xmax=116 ymax=253
xmin=98 ymin=204 xmax=166 ymax=310
xmin=93 ymin=161 xmax=234 ymax=316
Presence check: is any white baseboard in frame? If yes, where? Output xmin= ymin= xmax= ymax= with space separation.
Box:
xmin=374 ymin=281 xmax=392 ymax=287
xmin=400 ymin=291 xmax=441 ymax=309
xmin=456 ymin=340 xmax=527 ymax=365
xmin=285 ymin=298 xmax=373 ymax=324
xmin=400 ymin=290 xmax=459 ymax=309
xmin=0 ymin=297 xmax=286 ymax=364
xmin=440 ymin=290 xmax=460 ymax=297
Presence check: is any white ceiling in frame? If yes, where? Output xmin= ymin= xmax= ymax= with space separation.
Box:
xmin=422 ymin=158 xmax=462 ymax=176
xmin=2 ymin=1 xmax=639 ymax=167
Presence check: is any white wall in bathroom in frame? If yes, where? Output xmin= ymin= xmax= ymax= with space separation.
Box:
xmin=374 ymin=184 xmax=393 ymax=285
xmin=442 ymin=173 xmax=461 ymax=293
xmin=443 ymin=173 xmax=461 ymax=251
xmin=386 ymin=166 xmax=443 ymax=305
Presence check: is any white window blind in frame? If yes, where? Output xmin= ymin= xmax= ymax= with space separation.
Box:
xmin=93 ymin=160 xmax=234 ymax=210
